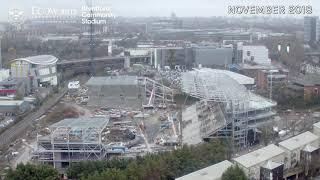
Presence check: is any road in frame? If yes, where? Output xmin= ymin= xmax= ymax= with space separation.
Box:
xmin=0 ymin=88 xmax=67 ymax=148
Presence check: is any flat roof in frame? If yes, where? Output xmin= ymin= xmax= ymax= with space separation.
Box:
xmin=313 ymin=121 xmax=320 ymax=129
xmin=0 ymin=100 xmax=25 ymax=106
xmin=86 ymin=76 xmax=140 ymax=86
xmin=233 ymin=144 xmax=285 ymax=168
xmin=262 ymin=161 xmax=282 ymax=170
xmin=278 ymin=131 xmax=319 ymax=151
xmin=176 ymin=160 xmax=233 ymax=180
xmin=50 ymin=117 xmax=109 ymax=130
xmin=292 ymin=75 xmax=320 ymax=86
xmin=303 ymin=144 xmax=319 ymax=153
xmin=249 ymin=93 xmax=277 ymax=110
xmin=239 ymin=63 xmax=279 ymax=70
xmin=12 ymin=55 xmax=58 ymax=65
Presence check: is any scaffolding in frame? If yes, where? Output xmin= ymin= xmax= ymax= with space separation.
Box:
xmin=143 ymin=77 xmax=175 ymax=106
xmin=181 ymin=68 xmax=276 ymax=149
xmin=35 ymin=117 xmax=109 ymax=170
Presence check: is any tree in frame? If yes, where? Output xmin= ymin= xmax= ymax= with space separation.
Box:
xmin=168 ymin=49 xmax=177 ymax=69
xmin=86 ymin=169 xmax=127 ymax=180
xmin=8 ymin=47 xmax=17 ymax=60
xmin=68 ymin=140 xmax=227 ymax=180
xmin=221 ymin=165 xmax=248 ymax=180
xmin=5 ymin=163 xmax=59 ymax=180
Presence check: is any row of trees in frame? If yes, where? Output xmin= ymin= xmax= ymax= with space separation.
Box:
xmin=272 ymin=85 xmax=320 ymax=110
xmin=6 ymin=140 xmax=248 ymax=180
xmin=5 ymin=163 xmax=59 ymax=180
xmin=68 ymin=140 xmax=228 ymax=180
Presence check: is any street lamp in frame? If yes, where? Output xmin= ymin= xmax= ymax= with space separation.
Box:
xmin=269 ymin=69 xmax=278 ymax=100
xmin=270 ymin=43 xmax=290 ymax=100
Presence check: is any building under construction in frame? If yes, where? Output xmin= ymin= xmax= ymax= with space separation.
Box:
xmin=34 ymin=117 xmax=109 ymax=171
xmin=86 ymin=76 xmax=175 ymax=109
xmin=181 ymin=68 xmax=276 ymax=149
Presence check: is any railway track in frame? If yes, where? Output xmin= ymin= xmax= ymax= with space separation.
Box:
xmin=0 ymin=89 xmax=67 ymax=148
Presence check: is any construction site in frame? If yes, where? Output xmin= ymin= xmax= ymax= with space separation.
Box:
xmin=5 ymin=66 xmax=318 ymax=174
xmin=31 ymin=74 xmax=179 ymax=170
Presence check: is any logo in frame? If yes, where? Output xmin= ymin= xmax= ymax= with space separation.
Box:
xmin=8 ymin=8 xmax=25 ymax=28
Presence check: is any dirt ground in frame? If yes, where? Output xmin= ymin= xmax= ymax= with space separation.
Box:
xmin=0 ymin=102 xmax=87 ymax=172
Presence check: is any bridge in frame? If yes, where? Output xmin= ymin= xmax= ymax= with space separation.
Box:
xmin=57 ymin=55 xmax=152 ymax=73
xmin=305 ymin=51 xmax=320 ymax=57
xmin=58 ymin=55 xmax=151 ymax=65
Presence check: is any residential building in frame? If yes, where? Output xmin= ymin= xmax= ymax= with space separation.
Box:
xmin=233 ymin=144 xmax=286 ymax=179
xmin=304 ymin=16 xmax=319 ymax=43
xmin=278 ymin=131 xmax=319 ymax=169
xmin=175 ymin=160 xmax=233 ymax=180
xmin=257 ymin=69 xmax=288 ymax=90
xmin=240 ymin=45 xmax=271 ymax=65
xmin=289 ymin=75 xmax=320 ymax=102
xmin=260 ymin=161 xmax=284 ymax=180
xmin=313 ymin=122 xmax=320 ymax=137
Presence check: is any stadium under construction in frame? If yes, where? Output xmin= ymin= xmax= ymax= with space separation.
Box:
xmin=181 ymin=68 xmax=277 ymax=149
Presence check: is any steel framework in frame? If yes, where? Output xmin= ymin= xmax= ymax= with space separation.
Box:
xmin=35 ymin=117 xmax=109 ymax=170
xmin=182 ymin=68 xmax=270 ymax=148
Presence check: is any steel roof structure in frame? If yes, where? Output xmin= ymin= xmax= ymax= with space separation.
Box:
xmin=181 ymin=68 xmax=276 ymax=148
xmin=12 ymin=55 xmax=58 ymax=65
xmin=49 ymin=117 xmax=109 ymax=143
xmin=182 ymin=68 xmax=250 ymax=110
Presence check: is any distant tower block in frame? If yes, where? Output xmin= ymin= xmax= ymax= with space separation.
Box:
xmin=108 ymin=40 xmax=113 ymax=55
xmin=0 ymin=36 xmax=2 ymax=68
xmin=124 ymin=51 xmax=131 ymax=69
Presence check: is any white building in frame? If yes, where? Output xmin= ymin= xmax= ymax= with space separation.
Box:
xmin=123 ymin=48 xmax=152 ymax=57
xmin=233 ymin=144 xmax=285 ymax=179
xmin=11 ymin=55 xmax=58 ymax=88
xmin=240 ymin=44 xmax=271 ymax=65
xmin=0 ymin=69 xmax=10 ymax=81
xmin=278 ymin=131 xmax=319 ymax=169
xmin=175 ymin=160 xmax=233 ymax=180
xmin=313 ymin=121 xmax=320 ymax=137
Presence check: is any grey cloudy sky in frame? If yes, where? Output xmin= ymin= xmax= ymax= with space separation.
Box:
xmin=0 ymin=0 xmax=319 ymax=21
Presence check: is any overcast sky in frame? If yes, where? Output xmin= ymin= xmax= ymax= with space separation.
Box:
xmin=1 ymin=0 xmax=319 ymax=21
